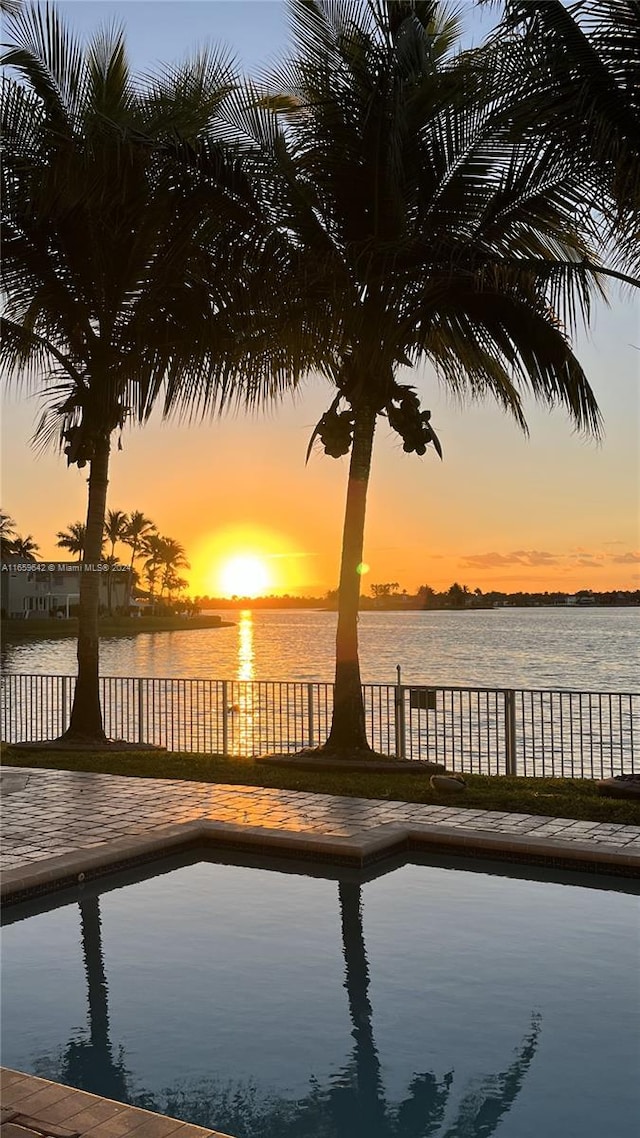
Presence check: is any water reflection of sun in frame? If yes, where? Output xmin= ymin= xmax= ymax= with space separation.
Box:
xmin=237 ymin=610 xmax=254 ymax=682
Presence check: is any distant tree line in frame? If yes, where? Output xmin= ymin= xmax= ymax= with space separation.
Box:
xmin=1 ymin=506 xmax=190 ymax=615
xmin=191 ymin=584 xmax=640 ymax=610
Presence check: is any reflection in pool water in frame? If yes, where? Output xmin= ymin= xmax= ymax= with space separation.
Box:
xmin=2 ymin=859 xmax=637 ymax=1138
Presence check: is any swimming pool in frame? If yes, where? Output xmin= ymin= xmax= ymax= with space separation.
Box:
xmin=2 ymin=853 xmax=638 ymax=1138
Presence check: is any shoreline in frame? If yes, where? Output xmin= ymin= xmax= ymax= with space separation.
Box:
xmin=0 ymin=615 xmax=235 ymax=642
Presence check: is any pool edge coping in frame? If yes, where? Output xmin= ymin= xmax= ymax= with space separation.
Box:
xmin=2 ymin=816 xmax=639 ymax=904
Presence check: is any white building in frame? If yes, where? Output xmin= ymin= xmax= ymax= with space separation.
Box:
xmin=1 ymin=559 xmax=131 ymax=618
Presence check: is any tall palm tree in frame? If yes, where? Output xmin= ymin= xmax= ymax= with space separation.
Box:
xmin=1 ymin=4 xmax=307 ymax=742
xmin=56 ymin=522 xmax=86 ymax=563
xmin=257 ymin=0 xmax=611 ymax=754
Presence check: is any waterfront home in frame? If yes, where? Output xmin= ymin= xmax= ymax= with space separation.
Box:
xmin=0 ymin=558 xmax=131 ymax=618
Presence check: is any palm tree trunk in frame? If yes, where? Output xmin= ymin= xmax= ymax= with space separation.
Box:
xmin=325 ymin=405 xmax=377 ymax=753
xmin=62 ymin=435 xmax=110 ymax=742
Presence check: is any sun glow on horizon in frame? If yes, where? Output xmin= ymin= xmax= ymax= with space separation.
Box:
xmin=219 ymin=554 xmax=272 ymax=598
xmin=190 ymin=524 xmax=315 ymax=597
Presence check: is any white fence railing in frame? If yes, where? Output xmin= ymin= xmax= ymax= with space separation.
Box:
xmin=0 ymin=673 xmax=637 ymax=779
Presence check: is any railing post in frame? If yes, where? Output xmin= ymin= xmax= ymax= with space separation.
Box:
xmin=61 ymin=675 xmax=69 ymax=735
xmin=307 ymin=683 xmax=315 ymax=748
xmin=137 ymin=678 xmax=144 ymax=744
xmin=505 ymin=689 xmax=517 ymax=775
xmin=394 ymin=665 xmax=406 ymax=760
xmin=222 ymin=680 xmax=229 ymax=756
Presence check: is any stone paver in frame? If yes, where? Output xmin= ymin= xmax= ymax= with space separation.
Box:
xmin=1 ymin=766 xmax=639 ymax=885
xmin=0 ymin=1070 xmax=232 ymax=1138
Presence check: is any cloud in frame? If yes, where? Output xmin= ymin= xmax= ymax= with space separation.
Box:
xmin=569 ymin=551 xmax=606 ymax=564
xmin=461 ymin=550 xmax=559 ymax=568
xmin=612 ymin=551 xmax=640 ymax=564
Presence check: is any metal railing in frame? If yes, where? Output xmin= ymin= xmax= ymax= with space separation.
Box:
xmin=0 ymin=673 xmax=637 ymax=779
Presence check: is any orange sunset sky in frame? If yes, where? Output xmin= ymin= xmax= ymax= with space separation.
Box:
xmin=1 ymin=2 xmax=639 ymax=597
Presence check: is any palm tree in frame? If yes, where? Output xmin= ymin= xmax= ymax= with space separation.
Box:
xmin=103 ymin=509 xmax=128 ymax=615
xmin=491 ymin=0 xmax=640 ymax=280
xmin=56 ymin=522 xmax=86 ymax=563
xmin=257 ymin=0 xmax=612 ymax=755
xmin=121 ymin=511 xmax=156 ymax=608
xmin=142 ymin=535 xmax=190 ymax=607
xmin=0 ymin=510 xmax=18 ymax=559
xmin=11 ymin=533 xmax=40 ymax=559
xmin=104 ymin=510 xmax=128 ymax=561
xmin=1 ymin=4 xmax=307 ymax=742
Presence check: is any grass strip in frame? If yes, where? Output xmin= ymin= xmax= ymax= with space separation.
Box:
xmin=2 ymin=747 xmax=639 ymax=825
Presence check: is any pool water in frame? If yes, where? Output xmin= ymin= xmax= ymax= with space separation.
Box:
xmin=2 ymin=856 xmax=639 ymax=1138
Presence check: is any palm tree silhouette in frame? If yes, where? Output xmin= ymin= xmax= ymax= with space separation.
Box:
xmin=103 ymin=510 xmax=128 ymax=615
xmin=122 ymin=512 xmax=156 ymax=607
xmin=2 ymin=5 xmax=299 ymax=742
xmin=254 ymin=0 xmax=610 ymax=754
xmin=0 ymin=510 xmax=18 ymax=559
xmin=56 ymin=522 xmax=87 ymax=563
xmin=494 ymin=0 xmax=640 ymax=282
xmin=11 ymin=534 xmax=40 ymax=560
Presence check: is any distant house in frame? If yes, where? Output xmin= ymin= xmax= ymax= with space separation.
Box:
xmin=1 ymin=559 xmax=131 ymax=618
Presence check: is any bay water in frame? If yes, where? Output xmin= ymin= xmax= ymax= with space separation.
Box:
xmin=2 ymin=607 xmax=638 ymax=692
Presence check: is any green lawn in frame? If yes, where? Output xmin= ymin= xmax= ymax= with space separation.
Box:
xmin=2 ymin=746 xmax=639 ymax=825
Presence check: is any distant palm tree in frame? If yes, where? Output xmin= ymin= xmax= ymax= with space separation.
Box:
xmin=0 ymin=510 xmax=18 ymax=559
xmin=123 ymin=512 xmax=155 ymax=572
xmin=258 ymin=0 xmax=608 ymax=754
xmin=141 ymin=534 xmax=165 ymax=612
xmin=11 ymin=534 xmax=40 ymax=560
xmin=122 ymin=511 xmax=156 ymax=608
xmin=104 ymin=510 xmax=128 ymax=614
xmin=56 ymin=522 xmax=86 ymax=563
xmin=104 ymin=511 xmax=128 ymax=560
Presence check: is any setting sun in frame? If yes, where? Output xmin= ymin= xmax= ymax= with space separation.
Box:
xmin=219 ymin=555 xmax=271 ymax=598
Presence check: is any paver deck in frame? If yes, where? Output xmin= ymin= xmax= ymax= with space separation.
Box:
xmin=0 ymin=1069 xmax=233 ymax=1138
xmin=1 ymin=766 xmax=639 ymax=890
xmin=2 ymin=765 xmax=639 ymax=1138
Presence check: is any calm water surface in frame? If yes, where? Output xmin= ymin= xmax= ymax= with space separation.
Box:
xmin=2 ymin=608 xmax=638 ymax=690
xmin=2 ymin=857 xmax=638 ymax=1138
